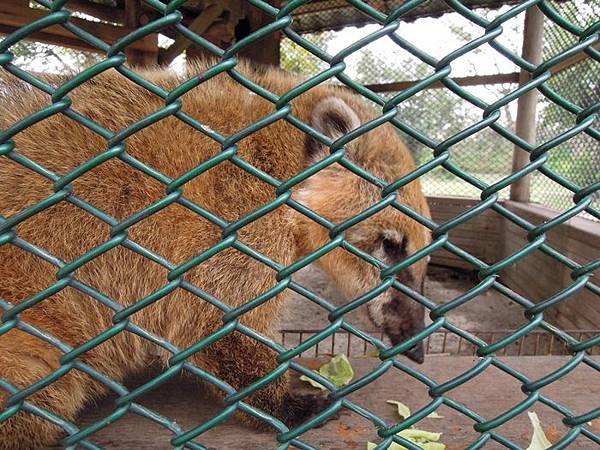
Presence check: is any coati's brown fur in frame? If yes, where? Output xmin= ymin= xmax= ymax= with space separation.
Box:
xmin=0 ymin=59 xmax=431 ymax=448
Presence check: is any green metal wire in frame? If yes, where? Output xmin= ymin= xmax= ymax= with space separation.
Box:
xmin=0 ymin=0 xmax=598 ymax=449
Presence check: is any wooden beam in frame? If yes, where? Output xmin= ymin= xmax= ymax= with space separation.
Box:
xmin=509 ymin=5 xmax=544 ymax=203
xmin=551 ymin=41 xmax=600 ymax=75
xmin=239 ymin=0 xmax=281 ymax=66
xmin=365 ymin=72 xmax=520 ymax=93
xmin=124 ymin=0 xmax=158 ymax=66
xmin=62 ymin=0 xmax=125 ymax=25
xmin=0 ymin=23 xmax=95 ymax=53
xmin=0 ymin=1 xmax=156 ymax=54
xmin=158 ymin=3 xmax=223 ymax=66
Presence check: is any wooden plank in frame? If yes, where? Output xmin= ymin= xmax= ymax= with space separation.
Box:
xmin=431 ymin=254 xmax=478 ymax=270
xmin=428 ymin=198 xmax=599 ymax=333
xmin=500 ymin=227 xmax=600 ymax=332
xmin=0 ymin=2 xmax=156 ymax=53
xmin=46 ymin=356 xmax=600 ymax=449
xmin=431 ymin=244 xmax=495 ymax=267
xmin=366 ymin=72 xmax=520 ymax=93
xmin=562 ymin=290 xmax=600 ymax=327
xmin=497 ymin=271 xmax=600 ymax=330
xmin=548 ymin=310 xmax=583 ymax=330
xmin=504 ymin=201 xmax=600 ymax=239
xmin=431 ymin=194 xmax=597 ymax=334
xmin=503 ymin=263 xmax=594 ymax=316
xmin=429 ymin=209 xmax=497 ymax=221
xmin=427 ymin=196 xmax=502 ymax=267
xmin=503 ymin=201 xmax=600 ymax=278
xmin=428 ymin=195 xmax=483 ymax=207
xmin=550 ymin=301 xmax=599 ymax=331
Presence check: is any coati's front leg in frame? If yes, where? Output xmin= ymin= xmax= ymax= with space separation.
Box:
xmin=200 ymin=330 xmax=333 ymax=430
xmin=0 ymin=328 xmax=108 ymax=450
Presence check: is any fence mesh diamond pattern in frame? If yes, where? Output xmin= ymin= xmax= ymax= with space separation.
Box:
xmin=0 ymin=0 xmax=599 ymax=449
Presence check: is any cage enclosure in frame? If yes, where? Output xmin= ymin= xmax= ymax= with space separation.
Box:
xmin=0 ymin=0 xmax=599 ymax=449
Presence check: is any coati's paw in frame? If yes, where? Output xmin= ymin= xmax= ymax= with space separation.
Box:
xmin=281 ymin=393 xmax=338 ymax=429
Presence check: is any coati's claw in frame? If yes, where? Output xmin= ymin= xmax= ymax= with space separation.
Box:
xmin=281 ymin=393 xmax=338 ymax=429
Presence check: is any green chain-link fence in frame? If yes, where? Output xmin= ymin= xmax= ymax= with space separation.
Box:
xmin=535 ymin=1 xmax=600 ymax=216
xmin=281 ymin=2 xmax=600 ymax=214
xmin=0 ymin=0 xmax=599 ymax=448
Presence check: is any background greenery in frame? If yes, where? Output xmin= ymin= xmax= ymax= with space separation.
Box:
xmin=280 ymin=0 xmax=599 ymax=215
xmin=3 ymin=0 xmax=598 ymax=216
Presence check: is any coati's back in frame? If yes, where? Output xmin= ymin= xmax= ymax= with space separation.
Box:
xmin=0 ymin=62 xmax=353 ymax=350
xmin=0 ymin=62 xmax=315 ymax=222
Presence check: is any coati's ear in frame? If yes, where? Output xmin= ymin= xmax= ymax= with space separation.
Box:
xmin=310 ymin=97 xmax=361 ymax=148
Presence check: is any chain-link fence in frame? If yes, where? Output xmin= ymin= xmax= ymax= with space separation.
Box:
xmin=535 ymin=1 xmax=600 ymax=215
xmin=0 ymin=0 xmax=599 ymax=449
xmin=281 ymin=1 xmax=599 ymax=215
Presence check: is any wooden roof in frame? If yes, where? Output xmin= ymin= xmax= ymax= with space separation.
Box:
xmin=87 ymin=0 xmax=522 ymax=33
xmin=283 ymin=0 xmax=522 ymax=33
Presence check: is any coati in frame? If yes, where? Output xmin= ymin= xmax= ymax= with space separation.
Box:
xmin=0 ymin=59 xmax=431 ymax=448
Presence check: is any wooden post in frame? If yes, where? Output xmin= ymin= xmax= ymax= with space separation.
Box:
xmin=239 ymin=0 xmax=281 ymax=66
xmin=509 ymin=5 xmax=544 ymax=202
xmin=125 ymin=0 xmax=158 ymax=67
xmin=159 ymin=3 xmax=224 ymax=66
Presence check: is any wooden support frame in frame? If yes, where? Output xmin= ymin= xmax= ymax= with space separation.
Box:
xmin=124 ymin=0 xmax=158 ymax=66
xmin=239 ymin=0 xmax=281 ymax=66
xmin=0 ymin=0 xmax=155 ymax=54
xmin=158 ymin=2 xmax=223 ymax=66
xmin=366 ymin=72 xmax=520 ymax=93
xmin=551 ymin=41 xmax=600 ymax=75
xmin=509 ymin=5 xmax=544 ymax=202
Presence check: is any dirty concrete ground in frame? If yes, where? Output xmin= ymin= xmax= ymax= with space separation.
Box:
xmin=281 ymin=264 xmax=550 ymax=357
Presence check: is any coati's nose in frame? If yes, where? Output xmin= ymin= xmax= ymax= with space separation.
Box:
xmin=403 ymin=342 xmax=424 ymax=364
xmin=387 ymin=333 xmax=425 ymax=364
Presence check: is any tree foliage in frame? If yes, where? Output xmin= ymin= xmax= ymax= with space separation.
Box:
xmin=7 ymin=40 xmax=100 ymax=73
xmin=280 ymin=32 xmax=331 ymax=76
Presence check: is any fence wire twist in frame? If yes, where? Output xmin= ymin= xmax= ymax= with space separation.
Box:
xmin=0 ymin=0 xmax=599 ymax=449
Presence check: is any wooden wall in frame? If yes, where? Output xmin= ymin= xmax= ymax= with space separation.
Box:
xmin=427 ymin=196 xmax=502 ymax=270
xmin=427 ymin=196 xmax=600 ymax=330
xmin=500 ymin=201 xmax=600 ymax=330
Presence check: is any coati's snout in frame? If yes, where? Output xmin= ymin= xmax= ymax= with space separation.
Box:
xmin=377 ymin=292 xmax=426 ymax=364
xmin=296 ymin=94 xmax=432 ymax=365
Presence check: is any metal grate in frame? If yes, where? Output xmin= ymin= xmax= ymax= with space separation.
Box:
xmin=280 ymin=329 xmax=600 ymax=357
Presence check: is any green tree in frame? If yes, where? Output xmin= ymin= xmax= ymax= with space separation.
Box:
xmin=280 ymin=32 xmax=332 ymax=76
xmin=7 ymin=40 xmax=101 ymax=73
xmin=354 ymin=48 xmax=512 ymax=179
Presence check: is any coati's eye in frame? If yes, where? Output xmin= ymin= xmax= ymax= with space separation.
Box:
xmin=381 ymin=235 xmax=407 ymax=261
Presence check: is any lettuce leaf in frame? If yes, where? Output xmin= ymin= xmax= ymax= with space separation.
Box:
xmin=526 ymin=412 xmax=552 ymax=450
xmin=387 ymin=400 xmax=443 ymax=420
xmin=299 ymin=354 xmax=354 ymax=390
